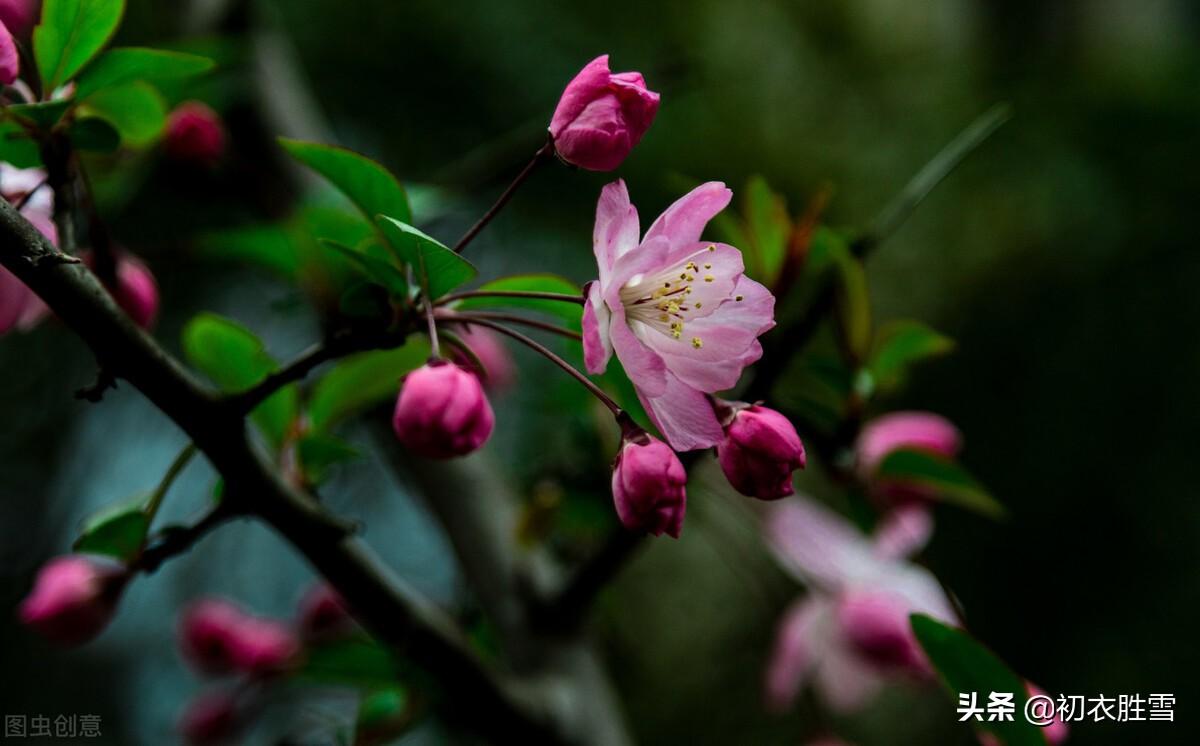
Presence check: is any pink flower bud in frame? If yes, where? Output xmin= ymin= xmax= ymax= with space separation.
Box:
xmin=716 ymin=405 xmax=806 ymax=500
xmin=179 ymin=598 xmax=299 ymax=676
xmin=178 ymin=690 xmax=240 ymax=745
xmin=835 ymin=591 xmax=928 ymax=673
xmin=452 ymin=325 xmax=516 ymax=392
xmin=1026 ymin=682 xmax=1070 ymax=744
xmin=856 ymin=411 xmax=961 ymax=475
xmin=548 ymin=55 xmax=660 ymax=171
xmin=18 ymin=555 xmax=126 ymax=646
xmin=165 ymin=101 xmax=227 ymax=167
xmin=113 ymin=254 xmax=159 ymax=329
xmin=0 ymin=19 xmax=19 ymax=85
xmin=297 ymin=583 xmax=353 ymax=641
xmin=392 ymin=361 xmax=495 ymax=459
xmin=611 ymin=435 xmax=687 ymax=537
xmin=0 ymin=1 xmax=39 ymax=37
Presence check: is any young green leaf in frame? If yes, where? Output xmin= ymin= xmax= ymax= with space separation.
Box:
xmin=6 ymin=100 xmax=72 ymax=130
xmin=297 ymin=433 xmax=360 ymax=485
xmin=876 ymin=448 xmax=1005 ymax=519
xmin=196 ymin=224 xmax=299 ymax=280
xmin=35 ymin=0 xmax=126 ymax=93
xmin=910 ymin=614 xmax=1049 ymax=746
xmin=73 ymin=47 xmax=215 ymax=100
xmin=308 ymin=342 xmax=430 ymax=432
xmin=318 ymin=239 xmax=408 ymax=297
xmin=181 ymin=313 xmax=298 ymax=447
xmin=377 ymin=216 xmax=476 ymax=298
xmin=297 ymin=638 xmax=399 ymax=688
xmin=869 ymin=319 xmax=955 ymax=391
xmin=278 ymin=138 xmax=411 ymax=225
xmin=744 ymin=175 xmax=792 ymax=283
xmin=0 ymin=122 xmax=42 ymax=168
xmin=69 ymin=116 xmax=120 ymax=152
xmin=73 ymin=498 xmax=150 ymax=562
xmin=78 ymin=81 xmax=167 ymax=146
xmin=453 ymin=274 xmax=582 ymax=326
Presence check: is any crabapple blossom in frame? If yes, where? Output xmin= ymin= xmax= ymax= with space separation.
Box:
xmin=179 ymin=598 xmax=299 ymax=676
xmin=392 ymin=361 xmax=495 ymax=458
xmin=762 ymin=497 xmax=955 ymax=713
xmin=18 ymin=555 xmax=127 ymax=645
xmin=582 ymin=180 xmax=775 ymax=450
xmin=716 ymin=403 xmax=806 ymax=499
xmin=611 ymin=433 xmax=687 ymax=537
xmin=452 ymin=324 xmax=516 ymax=391
xmin=112 ymin=254 xmax=160 ymax=329
xmin=549 ymin=55 xmax=659 ymax=171
xmin=856 ymin=411 xmax=962 ymax=505
xmin=166 ymin=101 xmax=227 ymax=166
xmin=0 ymin=163 xmax=55 ymax=335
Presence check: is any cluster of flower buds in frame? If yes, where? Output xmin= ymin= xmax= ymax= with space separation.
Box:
xmin=176 ymin=585 xmax=355 ymax=744
xmin=17 ymin=555 xmax=129 ymax=645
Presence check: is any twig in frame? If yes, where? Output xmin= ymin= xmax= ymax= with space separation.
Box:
xmin=74 ymin=368 xmax=117 ymax=402
xmin=453 ymin=139 xmax=554 ymax=253
xmin=134 ymin=504 xmax=237 ymax=575
xmin=435 ymin=289 xmax=585 ymax=307
xmin=455 ymin=311 xmax=583 ymax=341
xmin=145 ymin=443 xmax=199 ymax=523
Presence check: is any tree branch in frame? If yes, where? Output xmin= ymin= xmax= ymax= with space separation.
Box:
xmin=0 ymin=199 xmax=565 ymax=745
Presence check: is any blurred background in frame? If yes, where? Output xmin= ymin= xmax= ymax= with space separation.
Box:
xmin=1 ymin=0 xmax=1198 ymax=743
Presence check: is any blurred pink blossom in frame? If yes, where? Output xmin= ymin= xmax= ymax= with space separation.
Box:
xmin=452 ymin=324 xmax=516 ymax=391
xmin=18 ymin=555 xmax=126 ymax=646
xmin=166 ymin=101 xmax=227 ymax=167
xmin=179 ymin=598 xmax=299 ymax=676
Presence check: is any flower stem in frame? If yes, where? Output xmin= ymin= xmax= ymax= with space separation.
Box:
xmin=453 ymin=310 xmax=582 ymax=341
xmin=435 ymin=289 xmax=585 ymax=307
xmin=425 ymin=301 xmax=441 ymax=359
xmin=145 ymin=443 xmax=198 ymax=523
xmin=453 ymin=138 xmax=555 ymax=254
xmin=440 ymin=312 xmax=622 ymax=416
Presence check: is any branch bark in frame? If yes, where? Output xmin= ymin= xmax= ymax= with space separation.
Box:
xmin=0 ymin=199 xmax=566 ymax=744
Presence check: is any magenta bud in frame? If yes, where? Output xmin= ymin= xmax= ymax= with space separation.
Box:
xmin=179 ymin=598 xmax=299 ymax=676
xmin=611 ymin=434 xmax=687 ymax=538
xmin=548 ymin=54 xmax=660 ymax=171
xmin=18 ymin=555 xmax=126 ymax=646
xmin=178 ymin=689 xmax=240 ymax=745
xmin=0 ymin=18 xmax=19 ymax=85
xmin=0 ymin=1 xmax=38 ymax=37
xmin=232 ymin=617 xmax=300 ymax=674
xmin=452 ymin=325 xmax=516 ymax=392
xmin=835 ymin=591 xmax=927 ymax=672
xmin=716 ymin=405 xmax=806 ymax=500
xmin=114 ymin=254 xmax=159 ymax=329
xmin=297 ymin=583 xmax=353 ymax=641
xmin=856 ymin=411 xmax=961 ymax=475
xmin=165 ymin=101 xmax=227 ymax=167
xmin=392 ymin=361 xmax=495 ymax=459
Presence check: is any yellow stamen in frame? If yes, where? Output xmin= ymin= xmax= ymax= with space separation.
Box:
xmin=691 ymin=337 xmax=703 ymax=349
xmin=704 ymin=275 xmax=714 ymax=283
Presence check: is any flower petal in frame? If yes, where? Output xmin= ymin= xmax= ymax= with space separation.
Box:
xmin=644 ymin=181 xmax=732 ymax=248
xmin=593 ymin=180 xmax=640 ymax=284
xmin=610 ymin=304 xmax=667 ymax=397
xmin=814 ymin=646 xmax=883 ymax=713
xmin=636 ymin=370 xmax=724 ymax=451
xmin=582 ymin=281 xmax=612 ymax=374
xmin=873 ymin=505 xmax=934 ymax=560
xmin=764 ymin=497 xmax=884 ymax=590
xmin=764 ymin=597 xmax=828 ymax=713
xmin=548 ymin=55 xmax=611 ymax=138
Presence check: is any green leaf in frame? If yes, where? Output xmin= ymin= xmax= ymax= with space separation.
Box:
xmin=319 ymin=239 xmax=408 ymax=297
xmin=744 ymin=175 xmax=791 ymax=283
xmin=73 ymin=498 xmax=149 ymax=562
xmin=69 ymin=116 xmax=120 ymax=152
xmin=911 ymin=615 xmax=1049 ymax=746
xmin=376 ymin=215 xmax=475 ymax=298
xmin=453 ymin=274 xmax=582 ymax=327
xmin=78 ymin=81 xmax=167 ymax=146
xmin=876 ymin=448 xmax=1005 ymax=519
xmin=308 ymin=342 xmax=430 ymax=432
xmin=0 ymin=122 xmax=41 ymax=168
xmin=35 ymin=0 xmax=126 ymax=93
xmin=6 ymin=100 xmax=72 ymax=130
xmin=278 ymin=138 xmax=411 ymax=225
xmin=74 ymin=47 xmax=215 ymax=100
xmin=297 ymin=433 xmax=360 ymax=485
xmin=297 ymin=638 xmax=399 ymax=688
xmin=814 ymin=226 xmax=871 ymax=361
xmin=195 ymin=224 xmax=299 ymax=279
xmin=868 ymin=319 xmax=955 ymax=391
xmin=357 ymin=686 xmax=410 ymax=731
xmin=182 ymin=313 xmax=298 ymax=447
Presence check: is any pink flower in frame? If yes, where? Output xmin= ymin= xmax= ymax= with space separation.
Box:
xmin=178 ymin=689 xmax=241 ymax=745
xmin=716 ymin=403 xmax=805 ymax=499
xmin=611 ymin=434 xmax=687 ymax=537
xmin=18 ymin=555 xmax=127 ymax=646
xmin=0 ymin=163 xmax=55 ymax=335
xmin=113 ymin=254 xmax=159 ymax=329
xmin=0 ymin=1 xmax=38 ymax=36
xmin=582 ymin=180 xmax=775 ymax=451
xmin=452 ymin=324 xmax=516 ymax=391
xmin=392 ymin=362 xmax=495 ymax=458
xmin=549 ymin=55 xmax=659 ymax=171
xmin=179 ymin=598 xmax=299 ymax=676
xmin=297 ymin=583 xmax=353 ymax=641
xmin=762 ymin=498 xmax=954 ymax=713
xmin=0 ymin=18 xmax=18 ymax=85
xmin=166 ymin=101 xmax=227 ymax=166
xmin=856 ymin=411 xmax=961 ymax=475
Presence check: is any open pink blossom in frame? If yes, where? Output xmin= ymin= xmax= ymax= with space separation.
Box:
xmin=582 ymin=180 xmax=775 ymax=450
xmin=762 ymin=498 xmax=954 ymax=713
xmin=549 ymin=55 xmax=659 ymax=171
